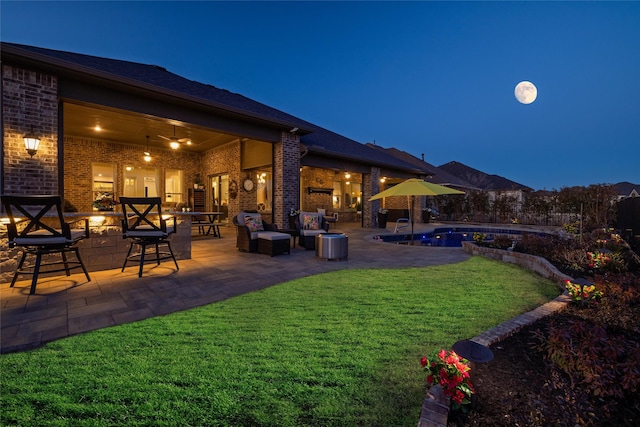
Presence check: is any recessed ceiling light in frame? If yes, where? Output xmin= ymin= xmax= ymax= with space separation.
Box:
xmin=94 ymin=125 xmax=102 ymax=132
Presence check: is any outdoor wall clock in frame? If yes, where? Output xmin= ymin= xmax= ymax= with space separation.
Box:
xmin=243 ymin=178 xmax=255 ymax=192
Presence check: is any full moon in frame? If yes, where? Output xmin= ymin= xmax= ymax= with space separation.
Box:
xmin=514 ymin=81 xmax=537 ymax=104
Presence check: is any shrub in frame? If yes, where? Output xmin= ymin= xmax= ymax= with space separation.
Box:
xmin=472 ymin=232 xmax=486 ymax=244
xmin=532 ymin=317 xmax=640 ymax=401
xmin=565 ymin=280 xmax=603 ymax=305
xmin=489 ymin=235 xmax=513 ymax=249
xmin=515 ymin=233 xmax=575 ymax=265
xmin=575 ymin=273 xmax=640 ymax=334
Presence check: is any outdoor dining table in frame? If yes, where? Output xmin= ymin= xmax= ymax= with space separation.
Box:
xmin=192 ymin=212 xmax=224 ymax=237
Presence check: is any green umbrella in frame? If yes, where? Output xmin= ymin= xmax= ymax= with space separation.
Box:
xmin=369 ymin=179 xmax=465 ymax=244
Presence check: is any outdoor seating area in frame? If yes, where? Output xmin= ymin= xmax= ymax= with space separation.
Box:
xmin=233 ymin=211 xmax=291 ymax=256
xmin=1 ymin=221 xmax=473 ymax=353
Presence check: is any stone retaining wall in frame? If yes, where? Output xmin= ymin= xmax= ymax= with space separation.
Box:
xmin=418 ymin=242 xmax=572 ymax=427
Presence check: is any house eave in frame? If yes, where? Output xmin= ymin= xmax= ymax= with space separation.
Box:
xmin=1 ymin=42 xmax=313 ymax=135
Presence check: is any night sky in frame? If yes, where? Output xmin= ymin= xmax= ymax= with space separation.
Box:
xmin=2 ymin=1 xmax=638 ymax=190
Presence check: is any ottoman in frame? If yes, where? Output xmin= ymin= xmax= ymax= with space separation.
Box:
xmin=257 ymin=232 xmax=291 ymax=256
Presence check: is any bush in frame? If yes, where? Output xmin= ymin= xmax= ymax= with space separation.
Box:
xmin=576 ymin=273 xmax=640 ymax=334
xmin=515 ymin=233 xmax=576 ymax=267
xmin=533 ymin=317 xmax=640 ymax=401
xmin=531 ymin=271 xmax=640 ymax=419
xmin=489 ymin=235 xmax=513 ymax=250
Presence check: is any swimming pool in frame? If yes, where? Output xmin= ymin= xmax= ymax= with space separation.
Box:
xmin=374 ymin=227 xmax=545 ymax=247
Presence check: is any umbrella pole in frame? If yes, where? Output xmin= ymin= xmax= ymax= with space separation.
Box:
xmin=410 ymin=196 xmax=415 ymax=245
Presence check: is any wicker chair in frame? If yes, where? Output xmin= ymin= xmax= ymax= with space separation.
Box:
xmin=233 ymin=212 xmax=290 ymax=255
xmin=295 ymin=211 xmax=330 ymax=250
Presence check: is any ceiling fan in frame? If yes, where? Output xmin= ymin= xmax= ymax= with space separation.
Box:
xmin=157 ymin=125 xmax=191 ymax=149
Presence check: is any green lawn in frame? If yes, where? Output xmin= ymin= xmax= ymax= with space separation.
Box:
xmin=1 ymin=256 xmax=559 ymax=426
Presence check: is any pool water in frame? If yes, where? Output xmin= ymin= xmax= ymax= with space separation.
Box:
xmin=375 ymin=227 xmax=542 ymax=247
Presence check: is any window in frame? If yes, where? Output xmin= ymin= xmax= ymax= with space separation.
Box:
xmin=255 ymin=170 xmax=272 ymax=212
xmin=165 ymin=169 xmax=184 ymax=204
xmin=345 ymin=182 xmax=362 ymax=210
xmin=333 ymin=181 xmax=342 ymax=209
xmin=92 ymin=163 xmax=116 ymax=211
xmin=123 ymin=166 xmax=159 ymax=198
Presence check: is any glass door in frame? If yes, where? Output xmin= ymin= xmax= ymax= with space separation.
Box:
xmin=210 ymin=174 xmax=229 ymax=220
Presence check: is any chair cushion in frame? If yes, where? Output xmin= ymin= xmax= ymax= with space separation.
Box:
xmin=14 ymin=228 xmax=86 ymax=245
xmin=244 ymin=213 xmax=264 ymax=232
xmin=125 ymin=224 xmax=173 ymax=238
xmin=256 ymin=231 xmax=290 ymax=241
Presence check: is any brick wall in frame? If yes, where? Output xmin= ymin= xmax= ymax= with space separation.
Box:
xmin=2 ymin=64 xmax=59 ymax=195
xmin=201 ymin=140 xmax=242 ymax=220
xmin=64 ymin=136 xmax=204 ymax=212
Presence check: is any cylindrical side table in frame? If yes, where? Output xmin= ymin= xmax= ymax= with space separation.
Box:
xmin=315 ymin=233 xmax=348 ymax=261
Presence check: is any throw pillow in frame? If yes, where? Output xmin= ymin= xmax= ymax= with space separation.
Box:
xmin=244 ymin=214 xmax=264 ymax=232
xmin=303 ymin=214 xmax=319 ymax=230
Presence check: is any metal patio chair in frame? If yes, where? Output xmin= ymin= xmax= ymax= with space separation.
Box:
xmin=120 ymin=197 xmax=179 ymax=277
xmin=1 ymin=195 xmax=91 ymax=294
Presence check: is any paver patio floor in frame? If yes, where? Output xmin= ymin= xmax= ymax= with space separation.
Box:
xmin=1 ymin=222 xmax=471 ymax=353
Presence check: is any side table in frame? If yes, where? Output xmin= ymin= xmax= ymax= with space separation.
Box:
xmin=279 ymin=228 xmax=299 ymax=248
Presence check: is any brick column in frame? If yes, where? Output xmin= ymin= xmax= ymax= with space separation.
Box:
xmin=2 ymin=64 xmax=59 ymax=195
xmin=273 ymin=132 xmax=300 ymax=229
xmin=363 ymin=167 xmax=381 ymax=228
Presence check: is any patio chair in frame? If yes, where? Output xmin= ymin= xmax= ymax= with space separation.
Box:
xmin=233 ymin=212 xmax=290 ymax=255
xmin=1 ymin=194 xmax=91 ymax=294
xmin=120 ymin=197 xmax=179 ymax=277
xmin=295 ymin=211 xmax=330 ymax=250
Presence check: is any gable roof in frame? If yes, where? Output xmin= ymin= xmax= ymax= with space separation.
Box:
xmin=614 ymin=182 xmax=640 ymax=198
xmin=438 ymin=161 xmax=532 ymax=191
xmin=364 ymin=144 xmax=478 ymax=190
xmin=1 ymin=42 xmax=423 ymax=174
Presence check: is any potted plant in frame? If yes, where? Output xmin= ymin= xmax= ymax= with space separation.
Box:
xmin=194 ymin=173 xmax=204 ymax=189
xmin=377 ymin=208 xmax=388 ymax=228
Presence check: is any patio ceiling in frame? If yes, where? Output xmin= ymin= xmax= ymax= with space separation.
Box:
xmin=64 ymin=102 xmax=254 ymax=153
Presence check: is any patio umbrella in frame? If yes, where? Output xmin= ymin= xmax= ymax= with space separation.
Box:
xmin=369 ymin=178 xmax=465 ymax=244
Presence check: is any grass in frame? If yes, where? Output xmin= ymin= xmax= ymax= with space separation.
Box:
xmin=1 ymin=256 xmax=560 ymax=426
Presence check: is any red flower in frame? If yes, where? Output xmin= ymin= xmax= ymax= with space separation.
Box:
xmin=452 ymin=390 xmax=465 ymax=404
xmin=421 ymin=349 xmax=475 ymax=410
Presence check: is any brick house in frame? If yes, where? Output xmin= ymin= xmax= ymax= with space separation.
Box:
xmin=1 ymin=42 xmax=430 ymax=231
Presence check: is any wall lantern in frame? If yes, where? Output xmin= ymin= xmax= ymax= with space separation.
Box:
xmin=23 ymin=126 xmax=41 ymax=157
